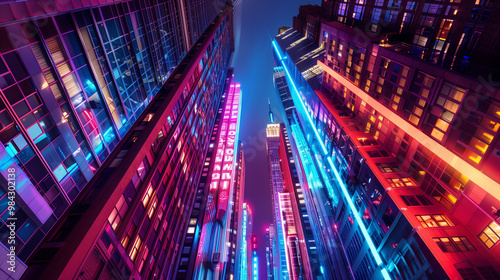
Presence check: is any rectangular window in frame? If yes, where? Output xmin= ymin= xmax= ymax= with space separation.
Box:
xmin=129 ymin=236 xmax=142 ymax=261
xmin=478 ymin=221 xmax=500 ymax=248
xmin=387 ymin=177 xmax=417 ymax=188
xmin=434 ymin=236 xmax=475 ymax=252
xmin=401 ymin=195 xmax=420 ymax=206
xmin=417 ymin=214 xmax=453 ymax=228
xmin=377 ymin=162 xmax=401 ymax=173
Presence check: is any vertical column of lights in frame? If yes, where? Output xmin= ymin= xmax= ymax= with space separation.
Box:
xmin=253 ymin=251 xmax=258 ymax=280
xmin=278 ymin=193 xmax=293 ymax=280
xmin=241 ymin=204 xmax=248 ymax=280
xmin=272 ymin=40 xmax=391 ymax=280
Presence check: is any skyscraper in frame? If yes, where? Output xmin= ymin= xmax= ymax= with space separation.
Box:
xmin=272 ymin=3 xmax=500 ymax=280
xmin=266 ymin=118 xmax=323 ymax=280
xmin=0 ymin=1 xmax=237 ymax=279
xmin=265 ymin=225 xmax=275 ymax=280
xmin=190 ymin=70 xmax=244 ymax=280
xmin=266 ymin=122 xmax=291 ymax=280
xmin=241 ymin=202 xmax=252 ymax=280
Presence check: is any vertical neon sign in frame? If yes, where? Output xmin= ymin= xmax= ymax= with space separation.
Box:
xmin=209 ymin=82 xmax=241 ymax=217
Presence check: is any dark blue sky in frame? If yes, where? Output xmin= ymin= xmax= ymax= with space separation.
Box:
xmin=232 ymin=0 xmax=319 ymax=277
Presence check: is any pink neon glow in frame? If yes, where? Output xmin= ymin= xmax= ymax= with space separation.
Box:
xmin=207 ymin=82 xmax=241 ymax=215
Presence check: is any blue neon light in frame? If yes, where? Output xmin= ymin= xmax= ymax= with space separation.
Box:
xmin=273 ymin=39 xmax=389 ymax=279
xmin=272 ymin=41 xmax=328 ymax=155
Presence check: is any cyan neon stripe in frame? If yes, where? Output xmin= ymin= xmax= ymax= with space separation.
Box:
xmin=273 ymin=39 xmax=390 ymax=279
xmin=272 ymin=41 xmax=328 ymax=155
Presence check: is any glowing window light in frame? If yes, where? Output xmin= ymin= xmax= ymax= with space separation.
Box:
xmin=273 ymin=40 xmax=389 ymax=279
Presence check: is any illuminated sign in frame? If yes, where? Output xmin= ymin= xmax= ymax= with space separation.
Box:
xmin=207 ymin=82 xmax=241 ymax=216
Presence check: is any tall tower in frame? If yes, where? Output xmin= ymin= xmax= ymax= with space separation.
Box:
xmin=265 ymin=225 xmax=275 ymax=280
xmin=190 ymin=72 xmax=243 ymax=280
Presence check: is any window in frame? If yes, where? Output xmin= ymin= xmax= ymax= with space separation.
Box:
xmin=401 ymin=195 xmax=420 ymax=206
xmin=434 ymin=236 xmax=475 ymax=252
xmin=416 ymin=214 xmax=453 ymax=228
xmin=107 ymin=195 xmax=128 ymax=230
xmin=129 ymin=236 xmax=142 ymax=261
xmin=377 ymin=162 xmax=401 ymax=173
xmin=142 ymin=184 xmax=153 ymax=207
xmin=426 ymin=83 xmax=465 ymax=141
xmin=401 ymin=195 xmax=432 ymax=206
xmin=367 ymin=150 xmax=389 ymax=158
xmin=387 ymin=177 xmax=417 ymax=188
xmin=478 ymin=222 xmax=500 ymax=248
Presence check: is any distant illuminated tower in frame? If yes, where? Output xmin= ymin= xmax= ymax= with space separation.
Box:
xmin=245 ymin=203 xmax=254 ymax=278
xmin=225 ymin=142 xmax=246 ymax=279
xmin=266 ymin=121 xmax=316 ymax=280
xmin=266 ymin=122 xmax=289 ymax=280
xmin=240 ymin=203 xmax=250 ymax=280
xmin=251 ymin=234 xmax=259 ymax=280
xmin=265 ymin=225 xmax=275 ymax=280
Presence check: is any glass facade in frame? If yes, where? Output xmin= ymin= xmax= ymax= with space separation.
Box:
xmin=0 ymin=0 xmax=224 ymax=278
xmin=19 ymin=4 xmax=233 ymax=280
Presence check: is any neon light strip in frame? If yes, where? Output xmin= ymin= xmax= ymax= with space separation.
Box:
xmin=318 ymin=60 xmax=500 ymax=201
xmin=272 ymin=41 xmax=328 ymax=155
xmin=273 ymin=40 xmax=390 ymax=279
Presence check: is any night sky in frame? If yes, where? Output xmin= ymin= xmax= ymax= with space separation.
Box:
xmin=232 ymin=0 xmax=319 ymax=277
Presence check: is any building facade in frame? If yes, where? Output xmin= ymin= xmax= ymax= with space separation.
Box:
xmin=0 ymin=0 xmax=227 ymax=279
xmin=190 ymin=71 xmax=244 ymax=280
xmin=266 ymin=224 xmax=275 ymax=280
xmin=272 ymin=2 xmax=500 ymax=278
xmin=266 ymin=120 xmax=324 ymax=280
xmin=319 ymin=0 xmax=500 ymax=74
xmin=18 ymin=4 xmax=234 ymax=280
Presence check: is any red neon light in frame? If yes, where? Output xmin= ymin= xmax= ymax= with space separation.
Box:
xmin=83 ymin=110 xmax=97 ymax=130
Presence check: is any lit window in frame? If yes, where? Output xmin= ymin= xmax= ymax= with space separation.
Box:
xmin=376 ymin=162 xmax=401 ymax=173
xmin=434 ymin=236 xmax=475 ymax=252
xmin=416 ymin=214 xmax=453 ymax=228
xmin=143 ymin=184 xmax=153 ymax=206
xmin=387 ymin=177 xmax=416 ymax=187
xmin=478 ymin=221 xmax=500 ymax=248
xmin=129 ymin=237 xmax=142 ymax=261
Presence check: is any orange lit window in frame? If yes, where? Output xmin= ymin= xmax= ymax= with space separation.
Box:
xmin=143 ymin=184 xmax=153 ymax=207
xmin=416 ymin=214 xmax=453 ymax=228
xmin=388 ymin=177 xmax=417 ymax=188
xmin=129 ymin=237 xmax=142 ymax=261
xmin=478 ymin=221 xmax=500 ymax=249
